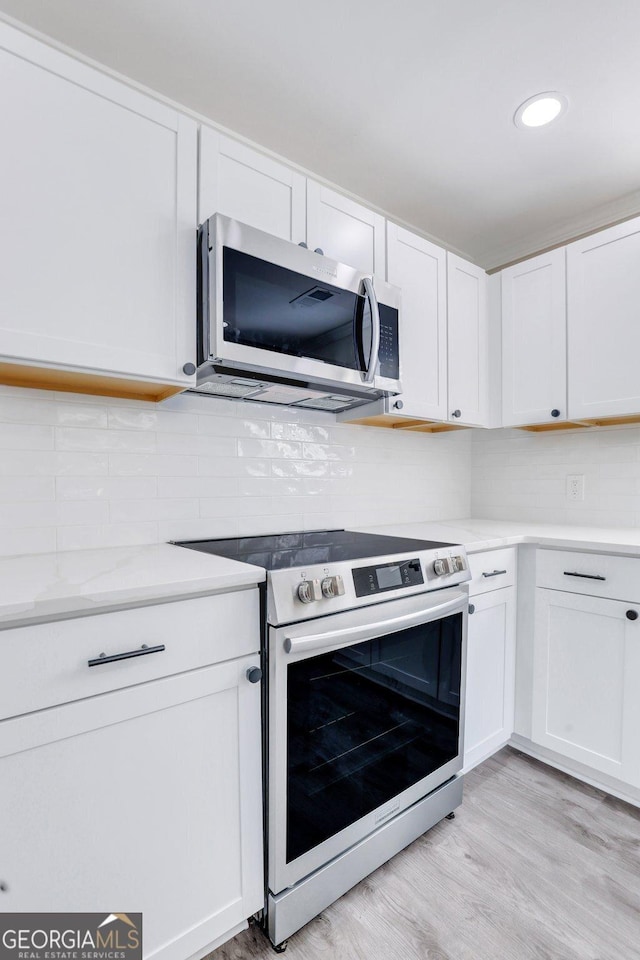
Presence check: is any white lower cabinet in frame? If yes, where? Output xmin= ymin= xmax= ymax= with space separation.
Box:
xmin=532 ymin=588 xmax=640 ymax=788
xmin=0 ymin=596 xmax=264 ymax=960
xmin=464 ymin=577 xmax=516 ymax=771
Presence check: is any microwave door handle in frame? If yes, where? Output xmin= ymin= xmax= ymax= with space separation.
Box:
xmin=362 ymin=276 xmax=380 ymax=384
xmin=283 ymin=591 xmax=467 ymax=656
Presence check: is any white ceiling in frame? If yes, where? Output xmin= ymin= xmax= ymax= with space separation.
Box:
xmin=2 ymin=0 xmax=640 ymax=268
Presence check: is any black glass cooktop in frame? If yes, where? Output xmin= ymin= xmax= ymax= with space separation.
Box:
xmin=174 ymin=529 xmax=454 ymax=571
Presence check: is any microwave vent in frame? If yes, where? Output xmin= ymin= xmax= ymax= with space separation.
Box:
xmin=292 ymin=396 xmax=353 ymax=410
xmin=195 ymin=378 xmax=265 ymax=399
xmin=290 ymin=286 xmax=336 ymax=308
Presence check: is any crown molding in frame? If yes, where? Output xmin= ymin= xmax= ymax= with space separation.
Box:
xmin=482 ymin=188 xmax=640 ymax=272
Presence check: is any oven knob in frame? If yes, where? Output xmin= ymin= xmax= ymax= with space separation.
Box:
xmin=321 ymin=575 xmax=345 ymax=599
xmin=297 ymin=579 xmax=321 ymax=603
xmin=432 ymin=559 xmax=447 ymax=576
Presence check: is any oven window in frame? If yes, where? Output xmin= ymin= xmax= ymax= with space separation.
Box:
xmin=286 ymin=612 xmax=462 ymax=863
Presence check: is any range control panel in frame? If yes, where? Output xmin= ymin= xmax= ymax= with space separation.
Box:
xmin=268 ymin=545 xmax=470 ymax=626
xmin=353 ymin=558 xmax=424 ymax=597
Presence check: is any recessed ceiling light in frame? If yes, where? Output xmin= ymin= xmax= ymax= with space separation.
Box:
xmin=514 ymin=92 xmax=569 ymax=129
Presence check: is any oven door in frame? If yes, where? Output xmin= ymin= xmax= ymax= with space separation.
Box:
xmin=268 ymin=587 xmax=468 ymax=895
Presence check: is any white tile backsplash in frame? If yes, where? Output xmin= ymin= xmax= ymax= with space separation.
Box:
xmin=7 ymin=382 xmax=640 ymax=558
xmin=471 ymin=425 xmax=640 ymax=527
xmin=0 ymin=385 xmax=471 ymax=557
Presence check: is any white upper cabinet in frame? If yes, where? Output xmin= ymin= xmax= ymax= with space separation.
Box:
xmin=567 ymin=217 xmax=640 ymax=421
xmin=447 ymin=253 xmax=488 ymax=426
xmin=199 ymin=129 xmax=306 ymax=243
xmin=198 ymin=134 xmax=386 ymax=276
xmin=306 ymin=181 xmax=386 ymax=277
xmin=501 ymin=249 xmax=567 ymax=426
xmin=386 ymin=224 xmax=447 ymax=420
xmin=0 ymin=23 xmax=197 ymax=399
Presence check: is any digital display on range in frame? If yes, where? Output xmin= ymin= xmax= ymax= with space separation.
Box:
xmin=376 ymin=565 xmax=402 ymax=589
xmin=352 ymin=558 xmax=424 ymax=597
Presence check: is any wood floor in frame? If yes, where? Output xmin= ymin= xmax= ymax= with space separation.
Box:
xmin=212 ymin=747 xmax=640 ymax=960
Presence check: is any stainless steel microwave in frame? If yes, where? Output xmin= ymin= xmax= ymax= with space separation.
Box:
xmin=193 ymin=215 xmax=401 ymax=412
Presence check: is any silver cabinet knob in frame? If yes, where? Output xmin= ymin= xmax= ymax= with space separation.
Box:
xmin=182 ymin=362 xmax=196 ymax=376
xmin=393 ymin=400 xmax=404 ymax=410
xmin=246 ymin=666 xmax=263 ymax=683
xmin=451 ymin=409 xmax=461 ymax=418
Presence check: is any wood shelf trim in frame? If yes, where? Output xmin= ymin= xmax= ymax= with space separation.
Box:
xmin=342 ymin=413 xmax=465 ymax=432
xmin=518 ymin=413 xmax=640 ymax=431
xmin=0 ymin=362 xmax=186 ymax=403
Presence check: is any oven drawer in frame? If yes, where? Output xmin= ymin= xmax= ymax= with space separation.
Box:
xmin=0 ymin=589 xmax=259 ymax=721
xmin=468 ymin=548 xmax=516 ymax=596
xmin=536 ymin=549 xmax=640 ymax=602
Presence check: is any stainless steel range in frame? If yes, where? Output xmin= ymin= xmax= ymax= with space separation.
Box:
xmin=175 ymin=529 xmax=471 ymax=950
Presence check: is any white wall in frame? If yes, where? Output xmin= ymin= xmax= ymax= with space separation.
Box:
xmin=471 ymin=424 xmax=640 ymax=527
xmin=0 ymin=385 xmax=471 ymax=557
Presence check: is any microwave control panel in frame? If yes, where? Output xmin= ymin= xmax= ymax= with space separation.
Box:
xmin=378 ymin=304 xmax=399 ymax=380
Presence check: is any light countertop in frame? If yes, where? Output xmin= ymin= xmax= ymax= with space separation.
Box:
xmin=0 ymin=542 xmax=265 ymax=629
xmin=357 ymin=518 xmax=640 ymax=556
xmin=3 ymin=518 xmax=640 ymax=630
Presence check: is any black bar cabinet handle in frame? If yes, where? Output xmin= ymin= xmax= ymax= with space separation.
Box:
xmin=563 ymin=571 xmax=606 ymax=581
xmin=482 ymin=570 xmax=507 ymax=578
xmin=88 ymin=644 xmax=166 ymax=667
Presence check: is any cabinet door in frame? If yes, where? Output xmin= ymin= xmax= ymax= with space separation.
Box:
xmin=306 ymin=181 xmax=386 ymax=276
xmin=199 ymin=128 xmax=306 ymax=243
xmin=501 ymin=249 xmax=567 ymax=426
xmin=0 ymin=657 xmax=263 ymax=960
xmin=386 ymin=223 xmax=447 ymax=420
xmin=447 ymin=253 xmax=488 ymax=426
xmin=532 ymin=589 xmax=640 ymax=786
xmin=464 ymin=587 xmax=516 ymax=770
xmin=567 ymin=216 xmax=640 ymax=420
xmin=0 ymin=24 xmax=197 ymax=394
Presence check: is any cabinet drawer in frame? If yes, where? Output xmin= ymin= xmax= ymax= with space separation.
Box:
xmin=468 ymin=548 xmax=516 ymax=596
xmin=536 ymin=549 xmax=640 ymax=602
xmin=0 ymin=589 xmax=260 ymax=721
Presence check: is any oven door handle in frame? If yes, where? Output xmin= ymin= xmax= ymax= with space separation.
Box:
xmin=283 ymin=592 xmax=467 ymax=656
